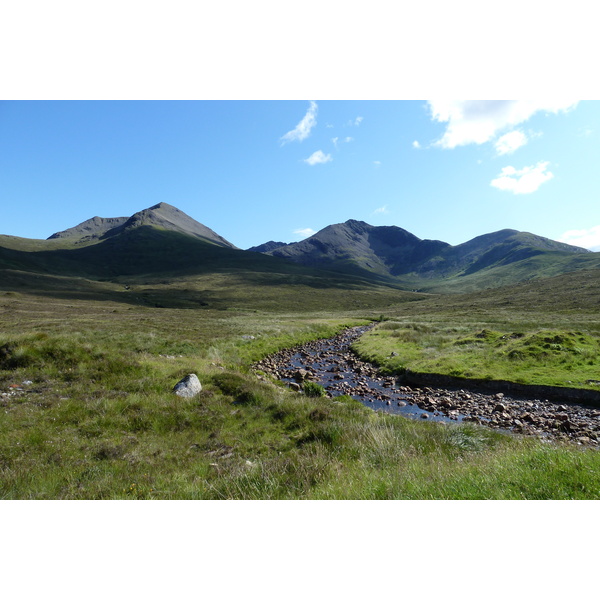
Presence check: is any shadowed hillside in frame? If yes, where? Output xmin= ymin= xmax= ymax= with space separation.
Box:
xmin=260 ymin=219 xmax=596 ymax=292
xmin=2 ymin=205 xmax=598 ymax=297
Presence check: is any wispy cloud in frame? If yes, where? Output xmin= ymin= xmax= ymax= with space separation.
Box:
xmin=428 ymin=100 xmax=578 ymax=149
xmin=347 ymin=116 xmax=363 ymax=126
xmin=280 ymin=101 xmax=318 ymax=145
xmin=373 ymin=160 xmax=381 ymax=167
xmin=304 ymin=150 xmax=332 ymax=165
xmin=294 ymin=227 xmax=316 ymax=238
xmin=559 ymin=225 xmax=600 ymax=251
xmin=490 ymin=161 xmax=553 ymax=194
xmin=495 ymin=130 xmax=528 ymax=155
xmin=372 ymin=205 xmax=389 ymax=215
xmin=332 ymin=136 xmax=353 ymax=149
xmin=412 ymin=140 xmax=421 ymax=149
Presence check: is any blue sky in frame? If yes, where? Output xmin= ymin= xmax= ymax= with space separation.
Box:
xmin=1 ymin=100 xmax=599 ymax=251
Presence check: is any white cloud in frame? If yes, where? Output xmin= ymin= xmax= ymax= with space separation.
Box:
xmin=280 ymin=101 xmax=318 ymax=145
xmin=428 ymin=100 xmax=578 ymax=149
xmin=294 ymin=227 xmax=316 ymax=238
xmin=491 ymin=161 xmax=554 ymax=194
xmin=372 ymin=205 xmax=389 ymax=214
xmin=373 ymin=160 xmax=381 ymax=167
xmin=495 ymin=130 xmax=528 ymax=155
xmin=303 ymin=150 xmax=332 ymax=165
xmin=412 ymin=140 xmax=421 ymax=149
xmin=332 ymin=136 xmax=353 ymax=149
xmin=558 ymin=225 xmax=600 ymax=251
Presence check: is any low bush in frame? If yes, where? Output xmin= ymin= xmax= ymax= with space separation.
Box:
xmin=302 ymin=381 xmax=327 ymax=397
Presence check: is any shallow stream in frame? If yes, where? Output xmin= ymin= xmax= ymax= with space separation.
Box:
xmin=262 ymin=325 xmax=461 ymax=423
xmin=253 ymin=325 xmax=600 ymax=445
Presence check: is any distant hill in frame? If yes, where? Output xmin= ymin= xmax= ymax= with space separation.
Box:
xmin=48 ymin=202 xmax=237 ymax=249
xmin=247 ymin=241 xmax=288 ymax=253
xmin=254 ymin=219 xmax=594 ymax=291
xmin=265 ymin=220 xmax=449 ymax=278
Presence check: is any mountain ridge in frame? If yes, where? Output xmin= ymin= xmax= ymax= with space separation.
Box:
xmin=259 ymin=219 xmax=590 ymax=283
xmin=2 ymin=205 xmax=597 ymax=295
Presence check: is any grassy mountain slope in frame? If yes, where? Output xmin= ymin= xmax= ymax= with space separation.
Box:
xmin=401 ymin=248 xmax=600 ymax=294
xmin=1 ymin=226 xmax=424 ymax=311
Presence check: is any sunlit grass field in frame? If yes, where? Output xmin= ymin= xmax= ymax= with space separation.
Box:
xmin=355 ymin=322 xmax=600 ymax=388
xmin=2 ymin=267 xmax=600 ymax=499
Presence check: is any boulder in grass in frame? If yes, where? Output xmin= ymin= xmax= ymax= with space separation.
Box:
xmin=173 ymin=374 xmax=202 ymax=397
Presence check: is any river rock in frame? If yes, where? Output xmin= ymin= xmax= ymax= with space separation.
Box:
xmin=294 ymin=369 xmax=309 ymax=382
xmin=173 ymin=374 xmax=202 ymax=397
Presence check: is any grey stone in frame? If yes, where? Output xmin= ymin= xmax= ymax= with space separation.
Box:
xmin=173 ymin=373 xmax=202 ymax=397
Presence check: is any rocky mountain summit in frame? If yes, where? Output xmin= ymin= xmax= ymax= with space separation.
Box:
xmin=247 ymin=241 xmax=288 ymax=253
xmin=49 ymin=202 xmax=236 ymax=249
xmin=48 ymin=216 xmax=129 ymax=241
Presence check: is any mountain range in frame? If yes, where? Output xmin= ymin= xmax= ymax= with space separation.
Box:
xmin=248 ymin=217 xmax=595 ymax=292
xmin=249 ymin=220 xmax=589 ymax=281
xmin=1 ymin=202 xmax=598 ymax=295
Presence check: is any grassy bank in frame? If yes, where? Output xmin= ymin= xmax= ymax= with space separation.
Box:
xmin=354 ymin=321 xmax=600 ymax=389
xmin=353 ymin=268 xmax=600 ymax=390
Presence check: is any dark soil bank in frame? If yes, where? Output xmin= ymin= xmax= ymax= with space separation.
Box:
xmin=253 ymin=325 xmax=600 ymax=446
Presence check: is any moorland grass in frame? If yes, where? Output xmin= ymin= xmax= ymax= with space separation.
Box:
xmin=2 ymin=270 xmax=600 ymax=499
xmin=353 ymin=268 xmax=600 ymax=390
xmin=354 ymin=322 xmax=600 ymax=388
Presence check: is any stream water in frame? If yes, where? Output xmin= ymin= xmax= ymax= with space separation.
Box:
xmin=267 ymin=325 xmax=461 ymax=424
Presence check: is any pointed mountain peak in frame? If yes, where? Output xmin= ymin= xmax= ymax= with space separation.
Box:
xmin=48 ymin=203 xmax=237 ymax=249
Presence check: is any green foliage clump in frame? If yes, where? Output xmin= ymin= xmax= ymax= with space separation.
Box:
xmin=212 ymin=371 xmax=270 ymax=405
xmin=302 ymin=381 xmax=327 ymax=397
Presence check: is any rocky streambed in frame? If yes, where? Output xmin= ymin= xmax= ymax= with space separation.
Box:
xmin=253 ymin=325 xmax=600 ymax=446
